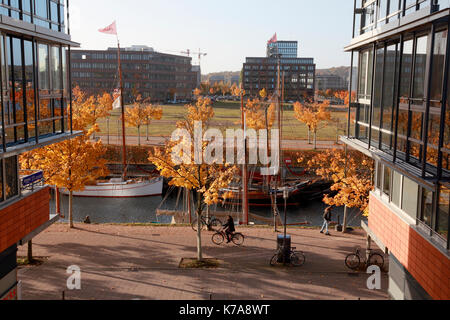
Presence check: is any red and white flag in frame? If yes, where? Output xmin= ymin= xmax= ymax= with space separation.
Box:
xmin=268 ymin=33 xmax=277 ymax=44
xmin=99 ymin=21 xmax=117 ymax=35
xmin=112 ymin=88 xmax=122 ymax=109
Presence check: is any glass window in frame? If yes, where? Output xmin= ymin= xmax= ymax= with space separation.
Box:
xmin=35 ymin=0 xmax=48 ymax=18
xmin=399 ymin=39 xmax=413 ymax=101
xmin=376 ymin=162 xmax=382 ymax=190
xmin=5 ymin=156 xmax=18 ymax=200
xmin=24 ymin=40 xmax=35 ymax=141
xmin=38 ymin=43 xmax=49 ymax=91
xmin=430 ymin=30 xmax=447 ymax=101
xmin=403 ymin=177 xmax=419 ymax=219
xmin=412 ymin=35 xmax=429 ymax=101
xmin=392 ymin=171 xmax=402 ymax=207
xmin=382 ymin=44 xmax=398 ymax=132
xmin=51 ymin=45 xmax=61 ymax=90
xmin=12 ymin=37 xmax=24 ymax=134
xmin=372 ymin=47 xmax=384 ymax=130
xmin=421 ymin=188 xmax=434 ymax=227
xmin=437 ymin=186 xmax=449 ymax=242
xmin=383 ymin=166 xmax=391 ymax=196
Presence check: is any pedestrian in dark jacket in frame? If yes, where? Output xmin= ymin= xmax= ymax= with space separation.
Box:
xmin=223 ymin=216 xmax=236 ymax=243
xmin=320 ymin=206 xmax=332 ymax=236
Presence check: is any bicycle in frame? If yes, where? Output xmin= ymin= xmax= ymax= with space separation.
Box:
xmin=191 ymin=216 xmax=223 ymax=232
xmin=345 ymin=246 xmax=384 ymax=271
xmin=212 ymin=230 xmax=245 ymax=246
xmin=270 ymin=247 xmax=306 ymax=267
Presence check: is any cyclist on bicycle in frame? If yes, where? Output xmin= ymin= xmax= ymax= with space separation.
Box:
xmin=222 ymin=216 xmax=235 ymax=243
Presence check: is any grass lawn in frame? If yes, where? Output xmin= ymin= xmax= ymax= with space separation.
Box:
xmin=96 ymin=101 xmax=352 ymax=141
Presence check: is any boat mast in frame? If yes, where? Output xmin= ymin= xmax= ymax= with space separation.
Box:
xmin=241 ymin=84 xmax=249 ymax=225
xmin=117 ymin=38 xmax=127 ymax=180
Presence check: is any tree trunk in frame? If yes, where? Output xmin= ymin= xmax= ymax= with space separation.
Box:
xmin=69 ymin=191 xmax=74 ymax=229
xmin=138 ymin=126 xmax=141 ymax=146
xmin=342 ymin=205 xmax=349 ymax=234
xmin=146 ymin=123 xmax=149 ymax=141
xmin=314 ymin=130 xmax=317 ymax=150
xmin=27 ymin=240 xmax=33 ymax=263
xmin=196 ymin=192 xmax=203 ymax=262
xmin=307 ymin=130 xmax=311 ymax=144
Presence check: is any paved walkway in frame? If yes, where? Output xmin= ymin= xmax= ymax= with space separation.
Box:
xmin=17 ymin=224 xmax=388 ymax=300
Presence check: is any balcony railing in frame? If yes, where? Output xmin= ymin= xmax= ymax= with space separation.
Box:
xmin=353 ymin=0 xmax=450 ymax=39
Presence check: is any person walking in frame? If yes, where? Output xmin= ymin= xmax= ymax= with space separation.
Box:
xmin=320 ymin=206 xmax=333 ymax=236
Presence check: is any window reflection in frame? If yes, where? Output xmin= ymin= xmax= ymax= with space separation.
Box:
xmin=437 ymin=186 xmax=449 ymax=242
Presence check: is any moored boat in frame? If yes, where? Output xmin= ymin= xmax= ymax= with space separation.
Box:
xmin=63 ymin=177 xmax=163 ymax=198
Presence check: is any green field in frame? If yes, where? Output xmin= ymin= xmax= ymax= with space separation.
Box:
xmin=96 ymin=101 xmax=351 ymax=141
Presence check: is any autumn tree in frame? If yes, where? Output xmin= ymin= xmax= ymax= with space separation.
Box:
xmin=294 ymin=100 xmax=331 ymax=149
xmin=219 ymin=81 xmax=231 ymax=97
xmin=244 ymin=98 xmax=276 ymax=131
xmin=125 ymin=95 xmax=163 ymax=146
xmin=305 ymin=149 xmax=374 ymax=229
xmin=259 ymin=88 xmax=268 ymax=99
xmin=148 ymin=97 xmax=237 ymax=261
xmin=20 ymin=87 xmax=112 ymax=228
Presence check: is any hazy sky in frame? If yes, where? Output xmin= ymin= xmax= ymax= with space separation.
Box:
xmin=70 ymin=0 xmax=354 ymax=74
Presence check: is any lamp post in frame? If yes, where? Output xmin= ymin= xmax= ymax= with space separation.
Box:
xmin=282 ymin=187 xmax=289 ymax=265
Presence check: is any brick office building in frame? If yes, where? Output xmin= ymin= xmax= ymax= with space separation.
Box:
xmin=342 ymin=0 xmax=450 ymax=300
xmin=71 ymin=46 xmax=199 ymax=103
xmin=0 ymin=0 xmax=78 ymax=300
xmin=242 ymin=56 xmax=316 ymax=101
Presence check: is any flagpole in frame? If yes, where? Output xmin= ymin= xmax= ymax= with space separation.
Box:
xmin=116 ymin=25 xmax=128 ymax=180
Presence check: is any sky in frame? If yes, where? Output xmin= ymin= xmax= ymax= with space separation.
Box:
xmin=70 ymin=0 xmax=355 ymax=74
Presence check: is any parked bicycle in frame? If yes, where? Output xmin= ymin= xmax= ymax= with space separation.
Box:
xmin=191 ymin=216 xmax=223 ymax=232
xmin=345 ymin=246 xmax=384 ymax=271
xmin=270 ymin=247 xmax=306 ymax=267
xmin=212 ymin=230 xmax=245 ymax=246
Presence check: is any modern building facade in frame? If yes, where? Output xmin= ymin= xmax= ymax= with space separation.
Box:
xmin=0 ymin=0 xmax=77 ymax=300
xmin=242 ymin=57 xmax=316 ymax=100
xmin=343 ymin=0 xmax=450 ymax=300
xmin=267 ymin=40 xmax=298 ymax=58
xmin=71 ymin=46 xmax=198 ymax=103
xmin=316 ymin=74 xmax=348 ymax=91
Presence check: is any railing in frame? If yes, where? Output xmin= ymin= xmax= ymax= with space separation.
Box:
xmin=353 ymin=0 xmax=450 ymax=39
xmin=20 ymin=170 xmax=45 ymax=193
xmin=417 ymin=219 xmax=449 ymax=250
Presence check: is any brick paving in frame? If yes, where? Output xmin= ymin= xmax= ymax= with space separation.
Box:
xmin=17 ymin=224 xmax=389 ymax=300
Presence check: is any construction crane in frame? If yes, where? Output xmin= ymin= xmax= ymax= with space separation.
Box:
xmin=179 ymin=49 xmax=207 ymax=65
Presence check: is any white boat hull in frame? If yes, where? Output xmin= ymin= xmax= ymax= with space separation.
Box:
xmin=63 ymin=177 xmax=163 ymax=198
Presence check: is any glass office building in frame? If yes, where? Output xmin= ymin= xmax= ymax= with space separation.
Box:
xmin=343 ymin=0 xmax=450 ymax=300
xmin=267 ymin=40 xmax=298 ymax=58
xmin=0 ymin=0 xmax=78 ymax=300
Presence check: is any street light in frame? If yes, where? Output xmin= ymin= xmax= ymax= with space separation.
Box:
xmin=282 ymin=186 xmax=289 ymax=265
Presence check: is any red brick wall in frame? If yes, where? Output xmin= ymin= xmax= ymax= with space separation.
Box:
xmin=0 ymin=187 xmax=50 ymax=253
xmin=369 ymin=194 xmax=450 ymax=300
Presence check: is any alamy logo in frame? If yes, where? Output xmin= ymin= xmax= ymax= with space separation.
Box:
xmin=171 ymin=121 xmax=280 ymax=175
xmin=66 ymin=265 xmax=81 ymax=290
xmin=366 ymin=265 xmax=381 ymax=290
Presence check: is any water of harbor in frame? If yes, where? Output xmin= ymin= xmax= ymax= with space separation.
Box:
xmin=51 ymin=192 xmax=365 ymax=227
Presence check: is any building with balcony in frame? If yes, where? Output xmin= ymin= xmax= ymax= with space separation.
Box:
xmin=242 ymin=57 xmax=316 ymax=101
xmin=71 ymin=47 xmax=198 ymax=103
xmin=0 ymin=0 xmax=78 ymax=300
xmin=343 ymin=0 xmax=450 ymax=300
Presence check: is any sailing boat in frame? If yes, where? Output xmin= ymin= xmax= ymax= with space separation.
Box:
xmin=66 ymin=21 xmax=163 ymax=198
